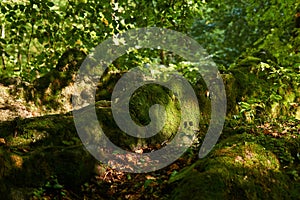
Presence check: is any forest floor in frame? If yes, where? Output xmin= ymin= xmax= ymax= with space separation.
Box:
xmin=0 ymin=83 xmax=299 ymax=199
xmin=0 ymin=83 xmax=197 ymax=199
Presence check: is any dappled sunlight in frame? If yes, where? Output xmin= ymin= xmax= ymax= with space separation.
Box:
xmin=0 ymin=0 xmax=300 ymax=199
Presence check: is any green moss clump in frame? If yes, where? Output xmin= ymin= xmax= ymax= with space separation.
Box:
xmin=170 ymin=133 xmax=298 ymax=200
xmin=94 ymin=84 xmax=181 ymax=150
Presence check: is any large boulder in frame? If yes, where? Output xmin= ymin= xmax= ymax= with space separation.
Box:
xmin=169 ymin=133 xmax=300 ymax=199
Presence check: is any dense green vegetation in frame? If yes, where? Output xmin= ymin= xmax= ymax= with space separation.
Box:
xmin=0 ymin=0 xmax=299 ymax=199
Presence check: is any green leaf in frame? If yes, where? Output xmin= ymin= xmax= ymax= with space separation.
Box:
xmin=144 ymin=179 xmax=152 ymax=189
xmin=62 ymin=140 xmax=73 ymax=145
xmin=170 ymin=170 xmax=178 ymax=179
xmin=53 ymin=183 xmax=64 ymax=189
xmin=270 ymin=93 xmax=283 ymax=101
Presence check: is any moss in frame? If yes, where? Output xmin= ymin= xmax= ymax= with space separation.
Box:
xmin=10 ymin=146 xmax=96 ymax=188
xmin=95 ymin=83 xmax=182 ymax=150
xmin=129 ymin=84 xmax=181 ymax=138
xmin=0 ymin=111 xmax=98 ymax=196
xmin=15 ymin=114 xmax=76 ymax=144
xmin=170 ymin=133 xmax=298 ymax=199
xmin=221 ymin=73 xmax=238 ymax=115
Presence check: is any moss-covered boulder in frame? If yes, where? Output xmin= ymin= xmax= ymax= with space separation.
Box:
xmin=12 ymin=147 xmax=95 ymax=187
xmin=79 ymin=84 xmax=182 ymax=150
xmin=0 ymin=112 xmax=97 ymax=199
xmin=169 ymin=133 xmax=300 ymax=200
xmin=222 ymin=55 xmax=300 ymax=120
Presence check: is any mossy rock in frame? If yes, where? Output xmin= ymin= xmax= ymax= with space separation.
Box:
xmin=3 ymin=114 xmax=78 ymax=148
xmin=11 ymin=146 xmax=96 ymax=188
xmin=0 ymin=146 xmax=96 ymax=199
xmin=80 ymin=84 xmax=182 ymax=150
xmin=128 ymin=84 xmax=181 ymax=144
xmin=0 ymin=113 xmax=97 ymax=198
xmin=225 ymin=58 xmax=300 ymax=120
xmin=169 ymin=133 xmax=299 ymax=200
